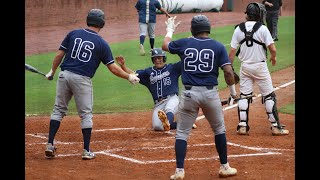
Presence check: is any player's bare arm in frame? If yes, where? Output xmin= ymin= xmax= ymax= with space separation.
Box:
xmin=115 ymin=55 xmax=135 ymax=74
xmin=222 ymin=64 xmax=238 ymax=99
xmin=46 ymin=50 xmax=65 ymax=78
xmin=162 ymin=16 xmax=181 ymax=51
xmin=268 ymin=43 xmax=277 ymax=66
xmin=159 ymin=7 xmax=170 ymax=18
xmin=107 ymin=63 xmax=140 ymax=84
xmin=228 ymin=47 xmax=237 ymax=65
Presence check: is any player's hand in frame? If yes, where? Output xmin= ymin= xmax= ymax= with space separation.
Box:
xmin=270 ymin=57 xmax=276 ymax=66
xmin=45 ymin=69 xmax=54 ymax=80
xmin=115 ymin=55 xmax=125 ymax=66
xmin=228 ymin=94 xmax=238 ymax=106
xmin=165 ymin=16 xmax=181 ymax=33
xmin=127 ymin=73 xmax=140 ymax=85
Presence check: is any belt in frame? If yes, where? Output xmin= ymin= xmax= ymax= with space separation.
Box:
xmin=184 ymin=85 xmax=214 ymax=90
xmin=154 ymin=94 xmax=177 ymax=104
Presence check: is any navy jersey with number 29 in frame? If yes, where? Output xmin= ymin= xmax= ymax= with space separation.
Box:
xmin=168 ymin=37 xmax=231 ymax=86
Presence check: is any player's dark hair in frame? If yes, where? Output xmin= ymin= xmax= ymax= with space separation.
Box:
xmin=87 ymin=9 xmax=105 ymax=28
xmin=151 ymin=48 xmax=166 ymax=63
xmin=191 ymin=15 xmax=211 ymax=36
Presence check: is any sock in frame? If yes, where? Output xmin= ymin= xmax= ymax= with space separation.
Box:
xmin=82 ymin=128 xmax=92 ymax=151
xmin=48 ymin=120 xmax=61 ymax=145
xmin=175 ymin=139 xmax=187 ymax=168
xmin=150 ymin=38 xmax=155 ymax=49
xmin=140 ymin=35 xmax=145 ymax=45
xmin=215 ymin=133 xmax=228 ymax=164
xmin=167 ymin=112 xmax=177 ymax=129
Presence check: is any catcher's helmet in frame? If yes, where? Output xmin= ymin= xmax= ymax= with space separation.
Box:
xmin=151 ymin=48 xmax=166 ymax=63
xmin=245 ymin=3 xmax=266 ymax=23
xmin=191 ymin=15 xmax=211 ymax=36
xmin=87 ymin=9 xmax=105 ymax=28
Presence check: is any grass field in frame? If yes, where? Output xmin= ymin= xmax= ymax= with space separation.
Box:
xmin=25 ymin=16 xmax=295 ymax=116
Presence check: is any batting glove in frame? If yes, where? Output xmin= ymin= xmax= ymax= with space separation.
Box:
xmin=165 ymin=16 xmax=181 ymax=38
xmin=228 ymin=84 xmax=238 ymax=105
xmin=127 ymin=73 xmax=140 ymax=85
xmin=45 ymin=69 xmax=54 ymax=80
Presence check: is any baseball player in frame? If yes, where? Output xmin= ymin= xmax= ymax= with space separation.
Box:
xmin=44 ymin=9 xmax=140 ymax=160
xmin=162 ymin=15 xmax=238 ymax=179
xmin=228 ymin=2 xmax=289 ymax=136
xmin=116 ymin=48 xmax=196 ymax=131
xmin=135 ymin=0 xmax=171 ymax=56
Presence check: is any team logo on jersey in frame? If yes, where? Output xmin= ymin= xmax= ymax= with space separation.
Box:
xmin=150 ymin=71 xmax=170 ymax=84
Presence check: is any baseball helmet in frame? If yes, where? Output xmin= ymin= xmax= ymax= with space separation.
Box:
xmin=245 ymin=2 xmax=266 ymax=23
xmin=151 ymin=48 xmax=166 ymax=63
xmin=87 ymin=9 xmax=105 ymax=28
xmin=191 ymin=15 xmax=211 ymax=36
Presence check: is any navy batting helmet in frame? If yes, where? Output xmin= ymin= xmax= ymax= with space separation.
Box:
xmin=191 ymin=15 xmax=211 ymax=36
xmin=245 ymin=3 xmax=266 ymax=23
xmin=151 ymin=48 xmax=166 ymax=63
xmin=87 ymin=9 xmax=105 ymax=28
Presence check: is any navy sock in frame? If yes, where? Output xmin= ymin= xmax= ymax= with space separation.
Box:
xmin=175 ymin=139 xmax=187 ymax=168
xmin=82 ymin=128 xmax=92 ymax=151
xmin=140 ymin=35 xmax=145 ymax=45
xmin=48 ymin=120 xmax=61 ymax=145
xmin=167 ymin=112 xmax=177 ymax=129
xmin=150 ymin=38 xmax=155 ymax=49
xmin=215 ymin=133 xmax=228 ymax=164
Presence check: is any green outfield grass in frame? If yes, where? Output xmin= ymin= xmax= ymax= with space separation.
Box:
xmin=25 ymin=16 xmax=295 ymax=116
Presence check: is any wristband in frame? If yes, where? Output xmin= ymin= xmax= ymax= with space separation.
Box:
xmin=228 ymin=84 xmax=236 ymax=96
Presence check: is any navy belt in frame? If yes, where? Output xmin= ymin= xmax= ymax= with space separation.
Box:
xmin=184 ymin=85 xmax=214 ymax=90
xmin=155 ymin=94 xmax=177 ymax=104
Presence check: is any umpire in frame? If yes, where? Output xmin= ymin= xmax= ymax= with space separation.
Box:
xmin=262 ymin=0 xmax=282 ymax=41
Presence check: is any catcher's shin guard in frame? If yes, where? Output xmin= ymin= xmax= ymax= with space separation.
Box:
xmin=262 ymin=92 xmax=282 ymax=128
xmin=237 ymin=93 xmax=253 ymax=132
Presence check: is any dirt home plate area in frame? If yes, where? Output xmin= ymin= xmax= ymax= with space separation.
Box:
xmin=25 ymin=0 xmax=295 ymax=179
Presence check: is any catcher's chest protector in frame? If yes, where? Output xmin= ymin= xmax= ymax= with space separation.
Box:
xmin=236 ymin=22 xmax=267 ymax=57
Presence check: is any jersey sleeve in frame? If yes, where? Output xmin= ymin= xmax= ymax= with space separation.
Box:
xmin=135 ymin=69 xmax=148 ymax=86
xmin=59 ymin=31 xmax=73 ymax=51
xmin=168 ymin=39 xmax=186 ymax=54
xmin=155 ymin=0 xmax=161 ymax=9
xmin=230 ymin=27 xmax=242 ymax=49
xmin=172 ymin=61 xmax=182 ymax=75
xmin=100 ymin=41 xmax=114 ymax=65
xmin=218 ymin=44 xmax=232 ymax=68
xmin=260 ymin=25 xmax=274 ymax=47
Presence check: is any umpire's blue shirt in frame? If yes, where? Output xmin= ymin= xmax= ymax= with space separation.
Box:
xmin=135 ymin=0 xmax=162 ymax=23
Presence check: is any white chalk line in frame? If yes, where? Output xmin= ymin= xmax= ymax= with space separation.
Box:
xmin=196 ymin=79 xmax=295 ymax=121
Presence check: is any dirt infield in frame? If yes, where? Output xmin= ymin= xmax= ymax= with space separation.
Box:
xmin=25 ymin=1 xmax=295 ymax=179
xmin=25 ymin=65 xmax=295 ymax=180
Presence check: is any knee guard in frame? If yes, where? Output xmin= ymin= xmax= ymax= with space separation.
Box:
xmin=236 ymin=92 xmax=252 ymax=132
xmin=263 ymin=92 xmax=281 ymax=127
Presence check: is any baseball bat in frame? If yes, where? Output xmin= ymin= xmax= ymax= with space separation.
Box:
xmin=25 ymin=64 xmax=53 ymax=80
xmin=221 ymin=93 xmax=257 ymax=106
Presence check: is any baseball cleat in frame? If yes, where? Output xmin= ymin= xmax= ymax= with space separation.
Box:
xmin=237 ymin=126 xmax=248 ymax=135
xmin=45 ymin=143 xmax=57 ymax=159
xmin=139 ymin=44 xmax=145 ymax=56
xmin=170 ymin=168 xmax=185 ymax=180
xmin=158 ymin=110 xmax=170 ymax=131
xmin=271 ymin=126 xmax=289 ymax=136
xmin=219 ymin=163 xmax=237 ymax=178
xmin=82 ymin=149 xmax=95 ymax=160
